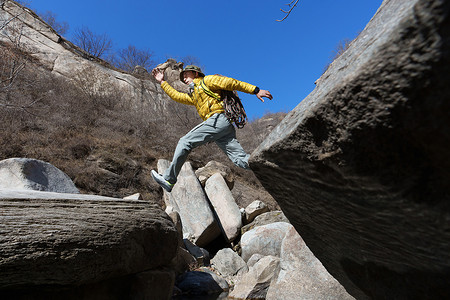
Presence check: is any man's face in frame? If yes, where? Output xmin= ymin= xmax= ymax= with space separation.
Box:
xmin=183 ymin=71 xmax=196 ymax=84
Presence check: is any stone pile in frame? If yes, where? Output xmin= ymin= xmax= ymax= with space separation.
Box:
xmin=156 ymin=158 xmax=354 ymax=299
xmin=0 ymin=155 xmax=355 ymax=300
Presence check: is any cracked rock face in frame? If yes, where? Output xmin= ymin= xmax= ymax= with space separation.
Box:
xmin=250 ymin=0 xmax=450 ymax=299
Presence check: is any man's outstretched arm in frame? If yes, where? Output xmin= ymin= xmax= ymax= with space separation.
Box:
xmin=204 ymin=75 xmax=273 ymax=103
xmin=151 ymin=68 xmax=194 ymax=106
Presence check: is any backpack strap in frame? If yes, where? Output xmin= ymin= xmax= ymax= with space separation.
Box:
xmin=200 ymin=79 xmax=221 ymax=101
xmin=200 ymin=78 xmax=247 ymax=128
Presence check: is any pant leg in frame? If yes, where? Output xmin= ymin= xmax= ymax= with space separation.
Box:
xmin=163 ymin=114 xmax=234 ymax=183
xmin=215 ymin=119 xmax=251 ymax=170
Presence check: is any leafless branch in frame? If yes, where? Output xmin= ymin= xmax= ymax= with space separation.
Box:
xmin=1 ymin=61 xmax=26 ymax=88
xmin=38 ymin=11 xmax=69 ymax=35
xmin=276 ymin=0 xmax=300 ymax=22
xmin=111 ymin=45 xmax=156 ymax=72
xmin=72 ymin=26 xmax=113 ymax=58
xmin=0 ymin=95 xmax=43 ymax=115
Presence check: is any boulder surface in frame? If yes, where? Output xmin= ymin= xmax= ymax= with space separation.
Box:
xmin=250 ymin=0 xmax=450 ymax=298
xmin=0 ymin=189 xmax=178 ymax=298
xmin=205 ymin=173 xmax=242 ymax=242
xmin=157 ymin=159 xmax=220 ymax=247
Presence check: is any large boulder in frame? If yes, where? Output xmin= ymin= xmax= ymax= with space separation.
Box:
xmin=244 ymin=200 xmax=269 ymax=224
xmin=0 ymin=189 xmax=178 ymax=299
xmin=183 ymin=239 xmax=210 ymax=267
xmin=211 ymin=248 xmax=248 ymax=278
xmin=240 ymin=222 xmax=292 ymax=262
xmin=155 ymin=58 xmax=188 ymax=93
xmin=267 ymin=226 xmax=354 ymax=300
xmin=195 ymin=160 xmax=234 ymax=190
xmin=175 ymin=267 xmax=229 ymax=297
xmin=157 ymin=159 xmax=220 ymax=247
xmin=0 ymin=158 xmax=79 ymax=193
xmin=249 ymin=0 xmax=450 ymax=298
xmin=204 ymin=173 xmax=242 ymax=242
xmin=241 ymin=210 xmax=289 ymax=235
xmin=228 ymin=255 xmax=280 ymax=300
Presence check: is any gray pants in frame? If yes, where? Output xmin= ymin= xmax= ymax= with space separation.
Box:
xmin=163 ymin=113 xmax=250 ymax=184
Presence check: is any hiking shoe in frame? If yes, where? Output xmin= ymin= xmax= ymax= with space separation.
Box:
xmin=151 ymin=170 xmax=174 ymax=192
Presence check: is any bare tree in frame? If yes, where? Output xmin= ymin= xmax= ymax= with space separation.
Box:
xmin=0 ymin=46 xmax=26 ymax=92
xmin=180 ymin=55 xmax=202 ymax=67
xmin=72 ymin=26 xmax=113 ymax=58
xmin=0 ymin=9 xmax=26 ymax=96
xmin=38 ymin=11 xmax=69 ymax=35
xmin=0 ymin=42 xmax=42 ymax=115
xmin=277 ymin=0 xmax=300 ymax=22
xmin=112 ymin=45 xmax=155 ymax=72
xmin=322 ymin=38 xmax=353 ymax=74
xmin=331 ymin=38 xmax=352 ymax=60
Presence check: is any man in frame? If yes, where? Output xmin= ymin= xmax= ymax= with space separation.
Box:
xmin=151 ymin=65 xmax=273 ymax=192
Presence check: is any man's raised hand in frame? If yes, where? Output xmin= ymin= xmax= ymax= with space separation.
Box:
xmin=151 ymin=68 xmax=165 ymax=83
xmin=256 ymin=90 xmax=273 ymax=102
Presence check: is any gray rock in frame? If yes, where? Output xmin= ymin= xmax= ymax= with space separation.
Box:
xmin=0 ymin=189 xmax=178 ymax=295
xmin=267 ymin=226 xmax=354 ymax=300
xmin=205 ymin=173 xmax=242 ymax=242
xmin=176 ymin=268 xmax=228 ymax=295
xmin=158 ymin=159 xmax=220 ymax=247
xmin=183 ymin=239 xmax=210 ymax=267
xmin=241 ymin=210 xmax=289 ymax=235
xmin=228 ymin=255 xmax=279 ymax=300
xmin=249 ymin=0 xmax=450 ymax=298
xmin=211 ymin=248 xmax=248 ymax=278
xmin=155 ymin=59 xmax=189 ymax=93
xmin=166 ymin=208 xmax=184 ymax=252
xmin=195 ymin=160 xmax=234 ymax=190
xmin=247 ymin=253 xmax=265 ymax=268
xmin=132 ymin=65 xmax=151 ymax=79
xmin=240 ymin=222 xmax=292 ymax=262
xmin=0 ymin=158 xmax=79 ymax=193
xmin=123 ymin=192 xmax=142 ymax=200
xmin=173 ymin=247 xmax=196 ymax=276
xmin=245 ymin=200 xmax=269 ymax=224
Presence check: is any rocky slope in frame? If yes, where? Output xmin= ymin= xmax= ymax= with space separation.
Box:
xmin=0 ymin=0 xmax=166 ymax=109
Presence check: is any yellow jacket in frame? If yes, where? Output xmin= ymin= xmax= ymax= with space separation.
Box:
xmin=160 ymin=75 xmax=257 ymax=120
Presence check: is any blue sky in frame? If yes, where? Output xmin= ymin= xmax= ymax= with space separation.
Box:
xmin=27 ymin=0 xmax=383 ymax=119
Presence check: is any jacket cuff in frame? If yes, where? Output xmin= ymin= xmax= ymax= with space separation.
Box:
xmin=253 ymin=87 xmax=260 ymax=94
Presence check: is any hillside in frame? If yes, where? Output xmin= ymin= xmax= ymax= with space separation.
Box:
xmin=0 ymin=0 xmax=284 ymax=209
